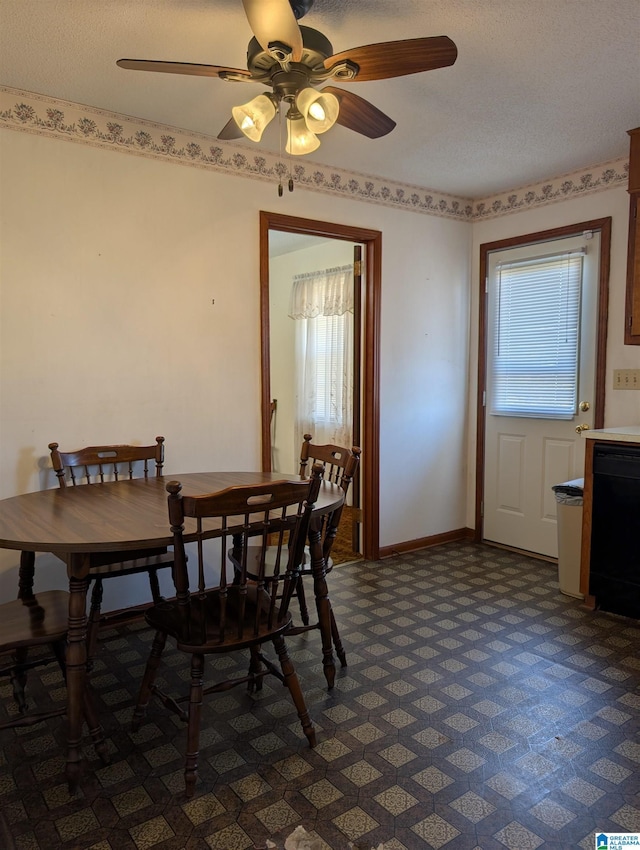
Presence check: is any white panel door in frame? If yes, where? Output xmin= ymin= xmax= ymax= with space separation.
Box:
xmin=483 ymin=232 xmax=600 ymax=557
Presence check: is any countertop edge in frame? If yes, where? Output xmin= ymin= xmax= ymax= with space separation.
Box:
xmin=584 ymin=426 xmax=640 ymax=443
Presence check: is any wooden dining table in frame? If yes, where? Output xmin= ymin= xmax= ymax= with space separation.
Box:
xmin=0 ymin=471 xmax=344 ymax=789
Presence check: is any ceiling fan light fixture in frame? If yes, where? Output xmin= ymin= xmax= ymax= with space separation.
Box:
xmin=286 ymin=112 xmax=320 ymax=155
xmin=296 ymin=87 xmax=339 ymax=134
xmin=232 ymin=94 xmax=276 ymax=142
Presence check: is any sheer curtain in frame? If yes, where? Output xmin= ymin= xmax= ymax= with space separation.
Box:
xmin=289 ymin=265 xmax=354 ymax=453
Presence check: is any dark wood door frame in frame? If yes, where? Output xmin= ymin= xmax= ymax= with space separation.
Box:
xmin=475 ymin=217 xmax=612 ymax=542
xmin=259 ymin=211 xmax=381 ymax=560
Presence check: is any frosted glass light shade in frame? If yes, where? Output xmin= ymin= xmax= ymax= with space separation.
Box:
xmin=232 ymin=94 xmax=276 ymax=142
xmin=286 ymin=114 xmax=320 ymax=155
xmin=296 ymin=87 xmax=339 ymax=134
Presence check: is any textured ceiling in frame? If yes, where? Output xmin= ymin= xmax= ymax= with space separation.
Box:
xmin=1 ymin=0 xmax=639 ymax=198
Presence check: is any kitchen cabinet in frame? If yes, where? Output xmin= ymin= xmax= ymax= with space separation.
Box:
xmin=580 ymin=427 xmax=640 ymax=616
xmin=625 ymin=127 xmax=640 ymax=344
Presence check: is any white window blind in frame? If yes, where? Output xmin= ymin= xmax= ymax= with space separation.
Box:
xmin=310 ymin=313 xmax=349 ymax=425
xmin=490 ymin=250 xmax=585 ymax=419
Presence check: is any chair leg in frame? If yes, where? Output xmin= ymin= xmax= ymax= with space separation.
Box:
xmin=147 ymin=568 xmax=162 ymax=603
xmin=17 ymin=550 xmax=36 ymax=599
xmin=330 ymin=608 xmax=347 ymax=668
xmin=184 ymin=653 xmax=204 ymax=798
xmin=296 ymin=579 xmax=310 ymax=626
xmin=308 ymin=529 xmax=336 ymax=690
xmin=12 ymin=551 xmax=36 ymax=712
xmin=272 ymin=635 xmax=316 ymax=748
xmin=82 ymin=686 xmax=111 ymax=765
xmin=10 ymin=647 xmax=29 ymax=713
xmin=86 ymin=578 xmax=104 ymax=670
xmin=132 ymin=630 xmax=167 ymax=731
xmin=248 ymin=645 xmax=264 ymax=693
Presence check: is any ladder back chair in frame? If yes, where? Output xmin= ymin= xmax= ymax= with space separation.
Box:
xmin=230 ymin=434 xmax=361 ymax=688
xmin=48 ymin=437 xmax=174 ymax=665
xmin=0 ymin=552 xmax=109 ymax=770
xmin=299 ymin=433 xmax=361 ymax=570
xmin=131 ymin=464 xmax=324 ymax=797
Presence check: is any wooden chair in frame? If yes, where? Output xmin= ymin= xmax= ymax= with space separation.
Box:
xmin=48 ymin=438 xmax=174 ymax=665
xmin=231 ymin=434 xmax=361 ymax=688
xmin=0 ymin=552 xmax=109 ymax=768
xmin=297 ymin=434 xmax=361 ymax=592
xmin=131 ymin=465 xmax=323 ymax=797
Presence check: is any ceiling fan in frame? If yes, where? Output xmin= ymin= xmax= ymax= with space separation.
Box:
xmin=117 ymin=0 xmax=457 ymax=157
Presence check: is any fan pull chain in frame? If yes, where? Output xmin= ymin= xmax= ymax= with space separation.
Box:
xmin=287 ymin=112 xmax=294 ymax=193
xmin=278 ymin=104 xmax=284 ymax=197
xmin=277 ymin=108 xmax=295 ymax=196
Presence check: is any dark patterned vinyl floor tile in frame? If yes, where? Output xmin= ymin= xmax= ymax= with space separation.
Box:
xmin=2 ymin=542 xmax=640 ymax=849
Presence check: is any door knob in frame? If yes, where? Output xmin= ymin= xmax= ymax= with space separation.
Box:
xmin=575 ymin=423 xmax=590 ymax=434
xmin=579 ymin=401 xmax=590 ymax=412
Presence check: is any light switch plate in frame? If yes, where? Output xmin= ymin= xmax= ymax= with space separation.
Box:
xmin=613 ymin=368 xmax=640 ymax=389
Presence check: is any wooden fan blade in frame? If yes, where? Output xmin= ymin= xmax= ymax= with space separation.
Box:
xmin=117 ymin=58 xmax=252 ymax=79
xmin=325 ymin=36 xmax=457 ymax=82
xmin=242 ymin=0 xmax=303 ymax=62
xmin=217 ymin=117 xmax=245 ymax=140
xmin=323 ymin=87 xmax=395 ymax=139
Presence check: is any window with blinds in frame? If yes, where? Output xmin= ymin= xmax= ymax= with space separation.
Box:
xmin=490 ymin=250 xmax=585 ymax=419
xmin=313 ymin=313 xmax=348 ymax=424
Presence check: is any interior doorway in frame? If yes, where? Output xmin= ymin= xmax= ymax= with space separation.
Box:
xmin=259 ymin=212 xmax=381 ymax=560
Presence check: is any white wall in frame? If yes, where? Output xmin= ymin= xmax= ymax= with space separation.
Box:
xmin=467 ymin=185 xmax=639 ymax=528
xmin=380 ymin=214 xmax=472 ymax=546
xmin=0 ymin=128 xmax=472 ymax=605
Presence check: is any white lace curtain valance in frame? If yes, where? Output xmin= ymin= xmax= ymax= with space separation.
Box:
xmin=288 ymin=265 xmax=354 ymax=319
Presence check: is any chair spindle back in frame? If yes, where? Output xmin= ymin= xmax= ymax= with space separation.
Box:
xmin=298 ymin=434 xmax=361 ymax=561
xmin=166 ymin=463 xmax=324 ymax=646
xmin=49 ymin=437 xmax=165 ymax=487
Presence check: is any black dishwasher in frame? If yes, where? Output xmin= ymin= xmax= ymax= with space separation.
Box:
xmin=590 ymin=442 xmax=640 ymax=618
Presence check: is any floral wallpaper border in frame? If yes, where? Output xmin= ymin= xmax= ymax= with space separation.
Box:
xmin=472 ymin=158 xmax=628 ymax=221
xmin=0 ymin=86 xmax=629 ymax=222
